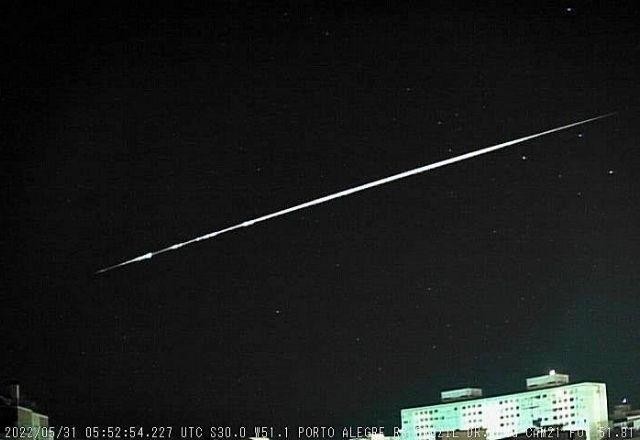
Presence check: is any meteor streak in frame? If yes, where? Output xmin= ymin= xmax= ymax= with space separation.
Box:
xmin=97 ymin=113 xmax=615 ymax=274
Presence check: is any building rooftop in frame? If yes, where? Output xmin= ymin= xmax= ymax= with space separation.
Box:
xmin=402 ymin=373 xmax=607 ymax=412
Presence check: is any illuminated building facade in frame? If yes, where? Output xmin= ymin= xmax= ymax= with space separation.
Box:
xmin=401 ymin=372 xmax=608 ymax=440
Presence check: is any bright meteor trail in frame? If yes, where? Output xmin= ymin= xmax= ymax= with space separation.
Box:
xmin=97 ymin=113 xmax=615 ymax=274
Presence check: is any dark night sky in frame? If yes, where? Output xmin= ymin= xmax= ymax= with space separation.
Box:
xmin=2 ymin=0 xmax=639 ymax=430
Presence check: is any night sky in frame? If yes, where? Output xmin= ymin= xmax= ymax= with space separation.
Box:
xmin=2 ymin=1 xmax=639 ymax=431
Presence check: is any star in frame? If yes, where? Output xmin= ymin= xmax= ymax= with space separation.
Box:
xmin=608 ymin=170 xmax=615 ymax=175
xmin=521 ymin=155 xmax=527 ymax=160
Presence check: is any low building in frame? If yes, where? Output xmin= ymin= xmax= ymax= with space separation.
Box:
xmin=609 ymin=400 xmax=640 ymax=433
